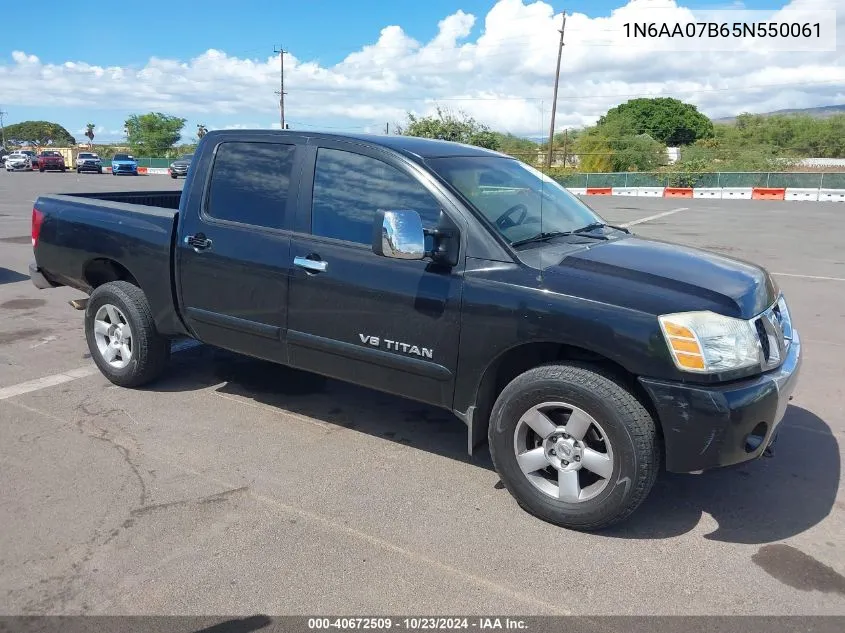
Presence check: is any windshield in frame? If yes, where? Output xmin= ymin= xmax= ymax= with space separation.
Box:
xmin=79 ymin=153 xmax=97 ymax=159
xmin=426 ymin=156 xmax=604 ymax=246
xmin=113 ymin=154 xmax=133 ymax=161
xmin=180 ymin=154 xmax=193 ymax=161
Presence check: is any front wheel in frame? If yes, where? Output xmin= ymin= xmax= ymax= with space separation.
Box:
xmin=488 ymin=363 xmax=660 ymax=531
xmin=84 ymin=281 xmax=171 ymax=388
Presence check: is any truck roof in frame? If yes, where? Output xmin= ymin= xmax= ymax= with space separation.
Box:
xmin=202 ymin=129 xmax=510 ymax=161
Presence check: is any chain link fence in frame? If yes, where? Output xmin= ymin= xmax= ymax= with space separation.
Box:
xmin=554 ymin=172 xmax=845 ymax=189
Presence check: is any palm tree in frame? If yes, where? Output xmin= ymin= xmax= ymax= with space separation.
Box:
xmin=197 ymin=124 xmax=208 ymax=140
xmin=85 ymin=123 xmax=95 ymax=148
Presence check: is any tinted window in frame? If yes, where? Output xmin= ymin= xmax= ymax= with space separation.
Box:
xmin=113 ymin=154 xmax=132 ymax=160
xmin=311 ymin=148 xmax=441 ymax=245
xmin=206 ymin=142 xmax=297 ymax=229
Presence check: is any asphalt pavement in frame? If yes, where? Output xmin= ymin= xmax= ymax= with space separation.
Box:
xmin=1 ymin=169 xmax=843 ymax=617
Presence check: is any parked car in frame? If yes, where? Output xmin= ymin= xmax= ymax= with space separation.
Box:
xmin=5 ymin=151 xmax=33 ymax=171
xmin=36 ymin=150 xmax=67 ymax=172
xmin=111 ymin=153 xmax=138 ymax=175
xmin=76 ymin=152 xmax=104 ymax=174
xmin=169 ymin=153 xmax=193 ymax=178
xmin=28 ymin=130 xmax=801 ymax=531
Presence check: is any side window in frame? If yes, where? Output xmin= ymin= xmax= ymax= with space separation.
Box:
xmin=311 ymin=147 xmax=441 ymax=245
xmin=206 ymin=141 xmax=297 ymax=229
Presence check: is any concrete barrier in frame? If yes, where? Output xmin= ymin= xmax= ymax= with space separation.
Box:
xmin=692 ymin=188 xmax=722 ymax=199
xmin=752 ymin=187 xmax=786 ymax=200
xmin=721 ymin=188 xmax=753 ymax=199
xmin=566 ymin=188 xmax=587 ymax=195
xmin=818 ymin=189 xmax=845 ymax=202
xmin=636 ymin=187 xmax=665 ymax=197
xmin=785 ymin=188 xmax=820 ymax=201
xmin=586 ymin=187 xmax=613 ymax=195
xmin=664 ymin=187 xmax=694 ymax=198
xmin=611 ymin=187 xmax=637 ymax=196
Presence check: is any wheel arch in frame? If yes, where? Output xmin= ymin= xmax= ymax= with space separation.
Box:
xmin=83 ymin=258 xmax=141 ymax=290
xmin=463 ymin=340 xmax=663 ymax=457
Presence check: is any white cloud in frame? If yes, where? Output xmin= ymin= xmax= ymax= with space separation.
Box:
xmin=1 ymin=0 xmax=843 ymax=136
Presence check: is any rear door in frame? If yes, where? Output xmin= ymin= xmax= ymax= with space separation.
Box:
xmin=176 ymin=134 xmax=307 ymax=363
xmin=285 ymin=140 xmax=466 ymax=408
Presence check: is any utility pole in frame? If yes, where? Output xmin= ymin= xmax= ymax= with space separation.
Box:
xmin=546 ymin=11 xmax=566 ymax=169
xmin=0 ymin=107 xmax=7 ymax=149
xmin=274 ymin=46 xmax=287 ymax=130
xmin=385 ymin=122 xmax=389 ymax=135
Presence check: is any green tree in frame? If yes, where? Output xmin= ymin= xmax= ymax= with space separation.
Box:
xmin=571 ymin=132 xmax=613 ymax=172
xmin=397 ymin=106 xmax=501 ymax=150
xmin=597 ymin=97 xmax=714 ymax=146
xmin=124 ymin=112 xmax=186 ymax=156
xmin=197 ymin=124 xmax=208 ymax=140
xmin=4 ymin=120 xmax=76 ymax=147
xmin=85 ymin=123 xmax=95 ymax=146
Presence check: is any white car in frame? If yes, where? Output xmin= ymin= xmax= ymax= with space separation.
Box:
xmin=5 ymin=151 xmax=34 ymax=171
xmin=76 ymin=152 xmax=103 ymax=174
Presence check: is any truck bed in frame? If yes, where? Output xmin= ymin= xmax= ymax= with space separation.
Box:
xmin=62 ymin=190 xmax=183 ymax=210
xmin=32 ymin=191 xmax=186 ymax=336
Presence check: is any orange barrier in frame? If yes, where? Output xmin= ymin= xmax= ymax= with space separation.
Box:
xmin=586 ymin=187 xmax=613 ymax=195
xmin=751 ymin=187 xmax=785 ymax=200
xmin=138 ymin=167 xmax=148 ymax=175
xmin=663 ymin=187 xmax=693 ymax=198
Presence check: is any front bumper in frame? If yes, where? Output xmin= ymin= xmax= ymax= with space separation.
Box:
xmin=639 ymin=329 xmax=802 ymax=473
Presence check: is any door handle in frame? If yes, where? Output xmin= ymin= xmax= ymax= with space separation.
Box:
xmin=185 ymin=234 xmax=213 ymax=252
xmin=294 ymin=255 xmax=328 ymax=273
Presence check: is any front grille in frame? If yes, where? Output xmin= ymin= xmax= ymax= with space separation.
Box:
xmin=753 ymin=297 xmax=792 ymax=370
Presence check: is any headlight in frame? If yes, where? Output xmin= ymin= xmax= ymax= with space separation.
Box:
xmin=658 ymin=311 xmax=761 ymax=373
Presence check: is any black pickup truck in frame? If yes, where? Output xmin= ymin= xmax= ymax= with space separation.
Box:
xmin=29 ymin=130 xmax=801 ymax=530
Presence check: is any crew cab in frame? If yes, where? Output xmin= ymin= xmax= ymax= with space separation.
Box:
xmin=28 ymin=130 xmax=801 ymax=530
xmin=36 ymin=150 xmax=67 ymax=172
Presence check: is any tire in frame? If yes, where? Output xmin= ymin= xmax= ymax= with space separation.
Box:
xmin=488 ymin=362 xmax=659 ymax=531
xmin=84 ymin=281 xmax=171 ymax=388
xmin=171 ymin=174 xmax=177 ymax=179
xmin=39 ymin=168 xmax=45 ymax=173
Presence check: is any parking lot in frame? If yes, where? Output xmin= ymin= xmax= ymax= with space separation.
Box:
xmin=1 ymin=169 xmax=843 ymax=616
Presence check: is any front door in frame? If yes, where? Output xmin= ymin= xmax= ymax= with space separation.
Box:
xmin=177 ymin=135 xmax=306 ymax=362
xmin=286 ymin=141 xmax=465 ymax=407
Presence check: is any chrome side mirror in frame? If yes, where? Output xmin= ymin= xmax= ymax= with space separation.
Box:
xmin=372 ymin=209 xmax=425 ymax=260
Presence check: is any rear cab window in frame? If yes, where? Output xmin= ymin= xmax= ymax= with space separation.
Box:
xmin=205 ymin=141 xmax=298 ymax=230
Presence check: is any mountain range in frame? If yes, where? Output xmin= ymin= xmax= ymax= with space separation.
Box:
xmin=711 ymin=104 xmax=845 ymax=124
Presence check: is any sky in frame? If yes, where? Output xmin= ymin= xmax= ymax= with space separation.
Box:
xmin=0 ymin=0 xmax=842 ymax=144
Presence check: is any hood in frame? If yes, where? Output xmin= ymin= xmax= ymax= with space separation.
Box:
xmin=540 ymin=235 xmax=777 ymax=319
xmin=112 ymin=159 xmax=136 ymax=164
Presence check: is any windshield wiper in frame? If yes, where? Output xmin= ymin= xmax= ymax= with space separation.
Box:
xmin=572 ymin=222 xmax=607 ymax=234
xmin=572 ymin=222 xmax=631 ymax=236
xmin=510 ymin=231 xmax=573 ymax=247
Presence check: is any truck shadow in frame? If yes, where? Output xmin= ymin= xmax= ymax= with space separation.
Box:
xmin=597 ymin=405 xmax=840 ymax=543
xmin=151 ymin=345 xmax=838 ymax=543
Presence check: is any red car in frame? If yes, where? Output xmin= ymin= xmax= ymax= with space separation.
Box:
xmin=36 ymin=151 xmax=67 ymax=172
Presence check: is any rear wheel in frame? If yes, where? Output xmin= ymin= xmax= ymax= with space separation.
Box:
xmin=84 ymin=281 xmax=171 ymax=388
xmin=488 ymin=362 xmax=660 ymax=531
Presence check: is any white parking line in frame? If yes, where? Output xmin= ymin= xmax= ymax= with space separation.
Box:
xmin=0 ymin=366 xmax=101 ymax=400
xmin=0 ymin=339 xmax=201 ymax=401
xmin=772 ymin=272 xmax=845 ymax=282
xmin=621 ymin=207 xmax=689 ymax=228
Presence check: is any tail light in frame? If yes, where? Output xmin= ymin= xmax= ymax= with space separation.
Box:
xmin=32 ymin=207 xmax=44 ymax=248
